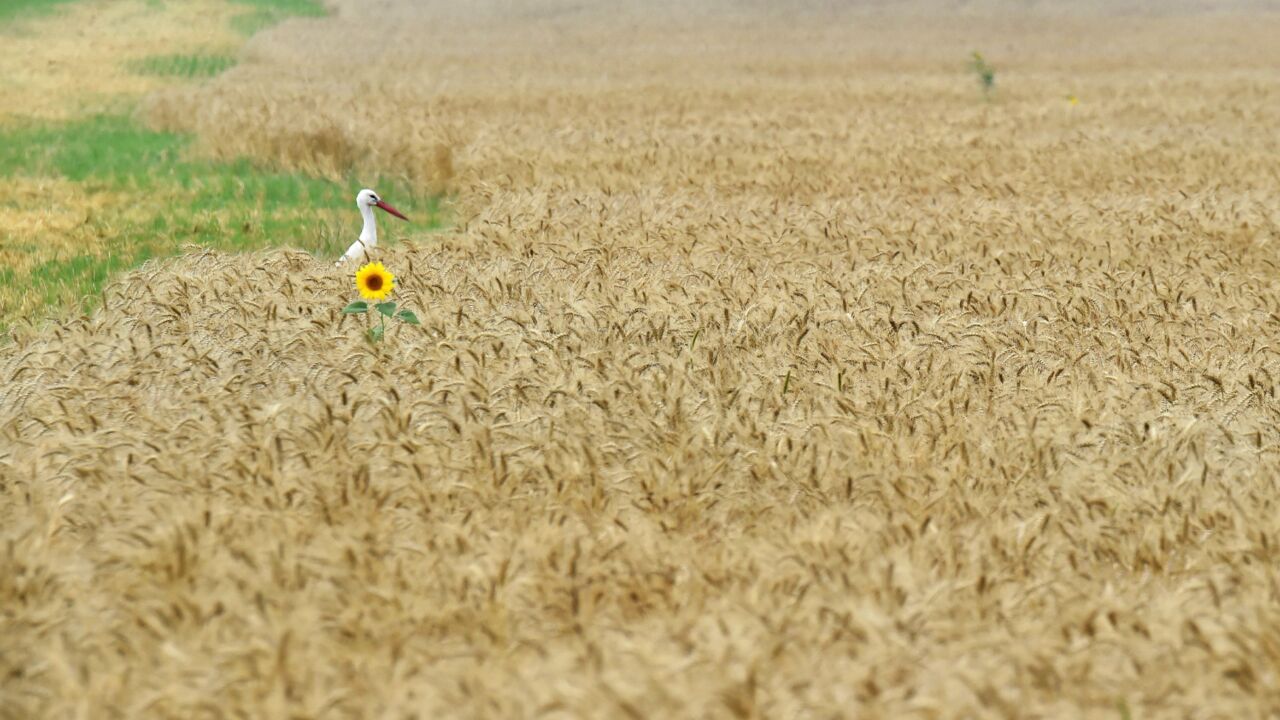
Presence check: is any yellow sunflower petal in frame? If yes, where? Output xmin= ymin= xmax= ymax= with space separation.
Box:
xmin=355 ymin=261 xmax=395 ymax=301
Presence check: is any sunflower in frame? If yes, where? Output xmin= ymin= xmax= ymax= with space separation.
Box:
xmin=355 ymin=261 xmax=395 ymax=301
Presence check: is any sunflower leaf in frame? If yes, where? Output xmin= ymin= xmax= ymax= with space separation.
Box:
xmin=367 ymin=325 xmax=385 ymax=342
xmin=396 ymin=310 xmax=421 ymax=325
xmin=342 ymin=301 xmax=368 ymax=314
xmin=374 ymin=301 xmax=398 ymax=317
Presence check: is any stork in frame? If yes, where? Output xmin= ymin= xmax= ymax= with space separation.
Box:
xmin=336 ymin=188 xmax=409 ymax=266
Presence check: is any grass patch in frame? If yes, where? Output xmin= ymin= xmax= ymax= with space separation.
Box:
xmin=0 ymin=0 xmax=79 ymax=25
xmin=230 ymin=0 xmax=324 ymax=35
xmin=0 ymin=115 xmax=187 ymax=182
xmin=0 ymin=114 xmax=444 ymax=331
xmin=128 ymin=53 xmax=238 ymax=78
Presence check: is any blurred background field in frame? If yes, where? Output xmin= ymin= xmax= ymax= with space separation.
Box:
xmin=3 ymin=1 xmax=1280 ymax=718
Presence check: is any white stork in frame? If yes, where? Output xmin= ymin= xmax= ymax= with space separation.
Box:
xmin=336 ymin=188 xmax=409 ymax=266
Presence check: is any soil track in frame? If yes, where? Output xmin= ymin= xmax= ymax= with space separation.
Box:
xmin=5 ymin=1 xmax=1280 ymax=716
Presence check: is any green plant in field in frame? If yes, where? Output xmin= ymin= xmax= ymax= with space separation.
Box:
xmin=128 ymin=53 xmax=237 ymax=78
xmin=969 ymin=51 xmax=996 ymax=97
xmin=342 ymin=261 xmax=420 ymax=343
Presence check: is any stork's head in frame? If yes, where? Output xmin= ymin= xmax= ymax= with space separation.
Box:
xmin=356 ymin=188 xmax=409 ymax=221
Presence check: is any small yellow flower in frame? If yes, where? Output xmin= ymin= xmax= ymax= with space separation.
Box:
xmin=1067 ymin=94 xmax=1080 ymax=105
xmin=355 ymin=261 xmax=395 ymax=301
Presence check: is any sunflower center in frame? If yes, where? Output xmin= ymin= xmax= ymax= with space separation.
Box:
xmin=366 ymin=274 xmax=384 ymax=291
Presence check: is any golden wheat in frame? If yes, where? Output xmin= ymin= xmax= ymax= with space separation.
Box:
xmin=5 ymin=1 xmax=1280 ymax=717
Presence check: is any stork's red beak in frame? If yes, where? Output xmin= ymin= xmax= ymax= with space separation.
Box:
xmin=375 ymin=200 xmax=409 ymax=221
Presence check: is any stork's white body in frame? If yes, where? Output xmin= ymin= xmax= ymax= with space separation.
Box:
xmin=336 ymin=201 xmax=379 ymax=266
xmin=336 ymin=188 xmax=408 ymax=266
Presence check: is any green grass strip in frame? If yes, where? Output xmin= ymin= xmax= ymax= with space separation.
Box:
xmin=127 ymin=53 xmax=238 ymax=78
xmin=230 ymin=0 xmax=325 ymax=35
xmin=0 ymin=0 xmax=80 ymax=25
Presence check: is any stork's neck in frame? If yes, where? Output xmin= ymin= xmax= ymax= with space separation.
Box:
xmin=359 ymin=204 xmax=378 ymax=247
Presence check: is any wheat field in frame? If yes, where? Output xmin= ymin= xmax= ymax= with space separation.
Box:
xmin=4 ymin=1 xmax=1280 ymax=717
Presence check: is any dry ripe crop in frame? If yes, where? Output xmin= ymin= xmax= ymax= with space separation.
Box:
xmin=5 ymin=1 xmax=1280 ymax=717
